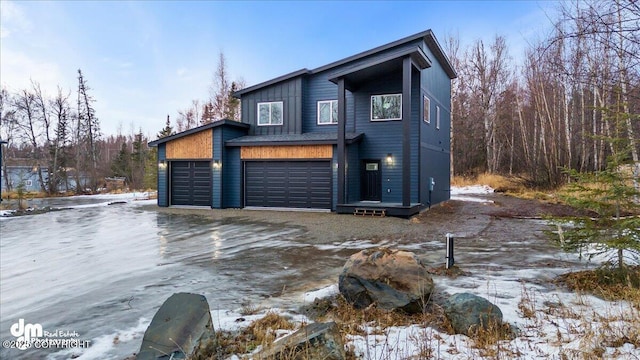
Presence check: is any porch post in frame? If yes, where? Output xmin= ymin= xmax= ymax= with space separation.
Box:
xmin=402 ymin=56 xmax=411 ymax=207
xmin=337 ymin=78 xmax=346 ymax=205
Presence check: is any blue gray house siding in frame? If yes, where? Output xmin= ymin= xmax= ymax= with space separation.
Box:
xmin=157 ymin=145 xmax=168 ymax=207
xmin=151 ymin=30 xmax=454 ymax=216
xmin=419 ymin=39 xmax=452 ymax=205
xmin=212 ymin=128 xmax=223 ymax=208
xmin=241 ymin=77 xmax=303 ymax=136
xmin=222 ymin=127 xmax=246 ymax=208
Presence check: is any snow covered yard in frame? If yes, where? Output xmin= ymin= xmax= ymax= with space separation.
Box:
xmin=205 ymin=185 xmax=639 ymax=360
xmin=2 ymin=188 xmax=637 ymax=359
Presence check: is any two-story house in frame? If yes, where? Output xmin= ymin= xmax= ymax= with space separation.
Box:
xmin=149 ymin=29 xmax=456 ymax=217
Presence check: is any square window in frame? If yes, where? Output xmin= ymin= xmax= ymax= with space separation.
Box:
xmin=257 ymin=101 xmax=284 ymax=126
xmin=371 ymin=94 xmax=402 ymax=121
xmin=423 ymin=96 xmax=431 ymax=124
xmin=317 ymin=100 xmax=338 ymax=125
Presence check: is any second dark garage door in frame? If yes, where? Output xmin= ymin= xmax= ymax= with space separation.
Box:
xmin=170 ymin=161 xmax=212 ymax=206
xmin=245 ymin=161 xmax=331 ymax=209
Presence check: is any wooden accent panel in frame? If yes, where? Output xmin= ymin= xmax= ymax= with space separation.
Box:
xmin=166 ymin=130 xmax=212 ymax=159
xmin=241 ymin=145 xmax=333 ymax=160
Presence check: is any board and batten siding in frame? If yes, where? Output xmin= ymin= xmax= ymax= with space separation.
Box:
xmin=240 ymin=145 xmax=333 ymax=160
xmin=166 ymin=129 xmax=213 ymax=159
xmin=241 ymin=77 xmax=303 ymax=136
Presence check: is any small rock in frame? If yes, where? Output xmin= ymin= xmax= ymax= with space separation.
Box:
xmin=338 ymin=248 xmax=434 ymax=313
xmin=443 ymin=292 xmax=503 ymax=336
xmin=254 ymin=322 xmax=345 ymax=360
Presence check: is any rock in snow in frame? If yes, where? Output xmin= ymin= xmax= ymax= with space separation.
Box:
xmin=137 ymin=292 xmax=215 ymax=360
xmin=443 ymin=292 xmax=503 ymax=336
xmin=254 ymin=321 xmax=345 ymax=360
xmin=338 ymin=248 xmax=434 ymax=313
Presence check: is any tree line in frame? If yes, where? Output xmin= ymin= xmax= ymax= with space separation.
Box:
xmin=0 ymin=52 xmax=243 ymax=195
xmin=448 ymin=0 xmax=639 ymax=188
xmin=0 ymin=69 xmax=158 ymax=194
xmin=172 ymin=52 xmax=244 ymax=133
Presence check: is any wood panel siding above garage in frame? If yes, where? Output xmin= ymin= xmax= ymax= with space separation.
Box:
xmin=166 ymin=129 xmax=212 ymax=159
xmin=241 ymin=145 xmax=333 ymax=160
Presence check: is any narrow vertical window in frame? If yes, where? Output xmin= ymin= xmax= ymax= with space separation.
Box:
xmin=436 ymin=105 xmax=441 ymax=130
xmin=423 ymin=96 xmax=430 ymax=124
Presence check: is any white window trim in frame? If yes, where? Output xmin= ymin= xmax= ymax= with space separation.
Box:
xmin=257 ymin=101 xmax=284 ymax=126
xmin=317 ymin=100 xmax=338 ymax=125
xmin=423 ymin=96 xmax=431 ymax=124
xmin=436 ymin=105 xmax=441 ymax=130
xmin=370 ymin=93 xmax=402 ymax=121
xmin=24 ymin=179 xmax=33 ymax=187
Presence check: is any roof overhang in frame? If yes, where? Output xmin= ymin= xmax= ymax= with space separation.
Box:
xmin=148 ymin=119 xmax=249 ymax=147
xmin=328 ymin=47 xmax=431 ymax=91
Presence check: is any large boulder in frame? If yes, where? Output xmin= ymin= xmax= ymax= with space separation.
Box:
xmin=137 ymin=293 xmax=215 ymax=360
xmin=338 ymin=248 xmax=434 ymax=313
xmin=443 ymin=292 xmax=503 ymax=336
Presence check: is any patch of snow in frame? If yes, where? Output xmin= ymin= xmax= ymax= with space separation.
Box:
xmin=48 ymin=317 xmax=149 ymax=360
xmin=302 ymin=284 xmax=339 ymax=303
xmin=450 ymin=185 xmax=495 ymax=203
xmin=450 ymin=185 xmax=494 ymax=195
xmin=450 ymin=195 xmax=494 ymax=203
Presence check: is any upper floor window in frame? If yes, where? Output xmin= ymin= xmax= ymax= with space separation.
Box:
xmin=371 ymin=94 xmax=401 ymax=121
xmin=257 ymin=101 xmax=283 ymax=126
xmin=435 ymin=105 xmax=441 ymax=130
xmin=317 ymin=100 xmax=338 ymax=125
xmin=423 ymin=96 xmax=431 ymax=124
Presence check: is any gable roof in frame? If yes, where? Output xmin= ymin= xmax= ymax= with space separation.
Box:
xmin=233 ymin=29 xmax=456 ymax=97
xmin=148 ymin=119 xmax=249 ymax=147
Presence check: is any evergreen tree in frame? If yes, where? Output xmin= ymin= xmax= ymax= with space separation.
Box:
xmin=158 ymin=115 xmax=174 ymax=138
xmin=110 ymin=142 xmax=131 ymax=179
xmin=552 ymin=101 xmax=640 ymax=271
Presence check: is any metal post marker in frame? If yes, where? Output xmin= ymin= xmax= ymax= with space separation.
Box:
xmin=445 ymin=233 xmax=455 ymax=269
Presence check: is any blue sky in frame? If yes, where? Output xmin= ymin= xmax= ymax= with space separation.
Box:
xmin=0 ymin=0 xmax=556 ymax=138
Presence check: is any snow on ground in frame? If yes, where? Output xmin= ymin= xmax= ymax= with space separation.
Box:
xmin=450 ymin=185 xmax=495 ymax=203
xmin=0 ymin=191 xmax=156 ymax=217
xmin=256 ymin=281 xmax=639 ymax=360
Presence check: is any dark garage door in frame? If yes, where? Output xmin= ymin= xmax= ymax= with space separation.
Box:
xmin=245 ymin=161 xmax=331 ymax=209
xmin=170 ymin=161 xmax=212 ymax=206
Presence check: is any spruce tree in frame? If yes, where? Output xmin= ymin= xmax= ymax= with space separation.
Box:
xmin=552 ymin=101 xmax=640 ymax=271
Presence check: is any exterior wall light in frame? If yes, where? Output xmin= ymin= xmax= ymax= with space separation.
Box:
xmin=158 ymin=160 xmax=167 ymax=170
xmin=386 ymin=153 xmax=393 ymax=165
xmin=212 ymin=160 xmax=222 ymax=169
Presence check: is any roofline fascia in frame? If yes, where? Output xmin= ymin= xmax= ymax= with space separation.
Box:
xmin=232 ymin=68 xmax=311 ymax=97
xmin=148 ymin=119 xmax=249 ymax=147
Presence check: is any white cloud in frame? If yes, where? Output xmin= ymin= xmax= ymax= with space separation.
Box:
xmin=0 ymin=1 xmax=32 ymax=38
xmin=0 ymin=48 xmax=69 ymax=93
xmin=176 ymin=67 xmax=188 ymax=77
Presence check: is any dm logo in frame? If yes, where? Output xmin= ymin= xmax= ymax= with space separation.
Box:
xmin=10 ymin=319 xmax=43 ymax=350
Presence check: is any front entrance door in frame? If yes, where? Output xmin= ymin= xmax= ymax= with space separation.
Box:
xmin=360 ymin=160 xmax=381 ymax=201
